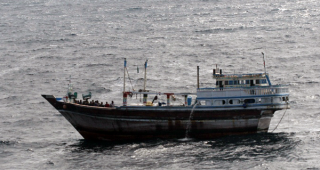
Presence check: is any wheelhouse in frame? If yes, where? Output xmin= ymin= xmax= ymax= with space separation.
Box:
xmin=213 ymin=67 xmax=271 ymax=88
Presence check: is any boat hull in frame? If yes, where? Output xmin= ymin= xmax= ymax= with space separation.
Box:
xmin=42 ymin=95 xmax=275 ymax=142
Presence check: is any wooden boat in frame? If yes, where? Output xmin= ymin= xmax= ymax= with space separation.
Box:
xmin=42 ymin=57 xmax=290 ymax=142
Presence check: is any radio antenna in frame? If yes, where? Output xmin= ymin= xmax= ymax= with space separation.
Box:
xmin=262 ymin=52 xmax=267 ymax=75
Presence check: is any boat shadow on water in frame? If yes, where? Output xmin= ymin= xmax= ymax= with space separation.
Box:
xmin=67 ymin=132 xmax=300 ymax=160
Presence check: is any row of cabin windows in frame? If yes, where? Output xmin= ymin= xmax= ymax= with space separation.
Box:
xmin=216 ymin=79 xmax=267 ymax=86
xmin=203 ymin=97 xmax=289 ymax=106
xmin=208 ymin=99 xmax=255 ymax=106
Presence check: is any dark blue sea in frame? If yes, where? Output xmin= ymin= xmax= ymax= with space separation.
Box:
xmin=1 ymin=0 xmax=320 ymax=169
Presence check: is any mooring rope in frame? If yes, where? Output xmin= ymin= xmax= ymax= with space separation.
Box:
xmin=271 ymin=102 xmax=289 ymax=133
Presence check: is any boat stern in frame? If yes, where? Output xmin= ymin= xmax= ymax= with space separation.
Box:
xmin=257 ymin=110 xmax=275 ymax=133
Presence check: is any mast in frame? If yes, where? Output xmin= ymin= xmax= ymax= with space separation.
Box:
xmin=262 ymin=52 xmax=272 ymax=86
xmin=123 ymin=58 xmax=128 ymax=106
xmin=262 ymin=52 xmax=266 ymax=75
xmin=67 ymin=75 xmax=73 ymax=95
xmin=144 ymin=59 xmax=148 ymax=91
xmin=124 ymin=58 xmax=126 ymax=92
xmin=197 ymin=66 xmax=200 ymax=89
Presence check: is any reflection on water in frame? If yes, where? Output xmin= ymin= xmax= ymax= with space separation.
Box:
xmin=67 ymin=132 xmax=300 ymax=165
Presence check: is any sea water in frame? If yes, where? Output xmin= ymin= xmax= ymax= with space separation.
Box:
xmin=1 ymin=0 xmax=320 ymax=169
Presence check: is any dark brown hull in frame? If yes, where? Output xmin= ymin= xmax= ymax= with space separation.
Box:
xmin=42 ymin=95 xmax=275 ymax=142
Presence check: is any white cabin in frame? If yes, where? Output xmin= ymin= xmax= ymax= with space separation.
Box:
xmin=196 ymin=68 xmax=289 ymax=110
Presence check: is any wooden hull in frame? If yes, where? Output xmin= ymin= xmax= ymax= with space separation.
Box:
xmin=42 ymin=95 xmax=275 ymax=142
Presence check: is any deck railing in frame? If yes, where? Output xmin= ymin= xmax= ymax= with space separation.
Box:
xmin=198 ymin=85 xmax=289 ymax=96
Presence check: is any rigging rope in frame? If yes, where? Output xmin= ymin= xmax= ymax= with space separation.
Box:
xmin=126 ymin=67 xmax=135 ymax=91
xmin=271 ymin=102 xmax=289 ymax=133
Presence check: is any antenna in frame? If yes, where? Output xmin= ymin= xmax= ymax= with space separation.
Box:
xmin=197 ymin=66 xmax=200 ymax=89
xmin=262 ymin=52 xmax=266 ymax=75
xmin=262 ymin=52 xmax=272 ymax=86
xmin=144 ymin=59 xmax=148 ymax=91
xmin=123 ymin=58 xmax=126 ymax=92
xmin=68 ymin=75 xmax=72 ymax=93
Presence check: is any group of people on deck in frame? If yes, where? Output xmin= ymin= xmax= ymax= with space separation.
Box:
xmin=75 ymin=99 xmax=115 ymax=107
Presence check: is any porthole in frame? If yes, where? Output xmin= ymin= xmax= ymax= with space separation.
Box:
xmin=244 ymin=99 xmax=255 ymax=103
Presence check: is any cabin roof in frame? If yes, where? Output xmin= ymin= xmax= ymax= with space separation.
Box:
xmin=214 ymin=73 xmax=268 ymax=79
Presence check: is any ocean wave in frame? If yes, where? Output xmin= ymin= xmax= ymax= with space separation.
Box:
xmin=81 ymin=63 xmax=114 ymax=68
xmin=0 ymin=140 xmax=18 ymax=146
xmin=127 ymin=7 xmax=143 ymax=11
xmin=195 ymin=28 xmax=235 ymax=34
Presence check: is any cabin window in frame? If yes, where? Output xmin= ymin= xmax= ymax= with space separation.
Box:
xmin=244 ymin=99 xmax=255 ymax=103
xmin=250 ymin=80 xmax=254 ymax=86
xmin=229 ymin=99 xmax=240 ymax=104
xmin=240 ymin=80 xmax=245 ymax=84
xmin=261 ymin=79 xmax=267 ymax=84
xmin=229 ymin=81 xmax=234 ymax=85
xmin=214 ymin=100 xmax=226 ymax=106
xmin=216 ymin=81 xmax=223 ymax=86
xmin=234 ymin=80 xmax=239 ymax=85
xmin=256 ymin=80 xmax=260 ymax=84
xmin=246 ymin=80 xmax=250 ymax=84
xmin=225 ymin=81 xmax=229 ymax=85
xmin=229 ymin=100 xmax=233 ymax=104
